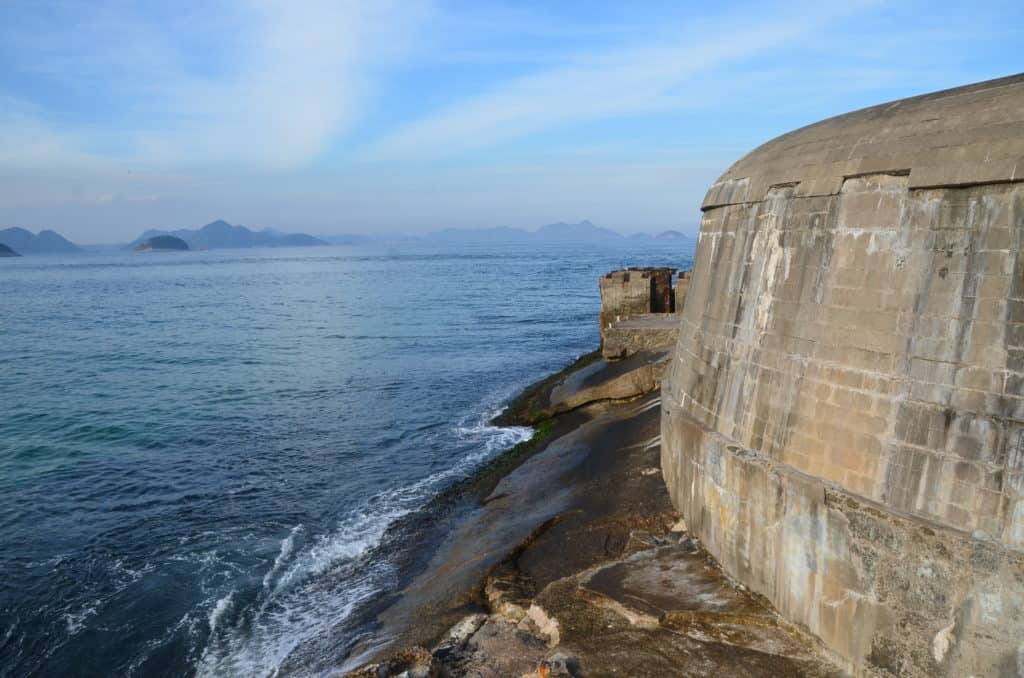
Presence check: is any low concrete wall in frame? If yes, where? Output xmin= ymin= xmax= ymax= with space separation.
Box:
xmin=601 ymin=315 xmax=678 ymax=361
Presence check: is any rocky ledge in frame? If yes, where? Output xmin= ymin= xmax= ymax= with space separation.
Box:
xmin=344 ymin=337 xmax=842 ymax=677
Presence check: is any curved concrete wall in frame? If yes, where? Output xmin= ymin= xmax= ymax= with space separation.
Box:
xmin=662 ymin=74 xmax=1024 ymax=676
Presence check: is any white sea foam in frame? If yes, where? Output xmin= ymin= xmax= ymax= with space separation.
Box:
xmin=195 ymin=506 xmax=401 ymax=678
xmin=262 ymin=525 xmax=303 ymax=591
xmin=208 ymin=592 xmax=233 ymax=635
xmin=269 ymin=507 xmax=405 ymax=600
xmin=454 ymin=406 xmax=532 ymax=459
xmin=193 ymin=404 xmax=534 ymax=677
xmin=62 ymin=602 xmax=99 ymax=636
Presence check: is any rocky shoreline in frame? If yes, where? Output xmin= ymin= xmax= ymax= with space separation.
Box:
xmin=343 ymin=344 xmax=843 ymax=677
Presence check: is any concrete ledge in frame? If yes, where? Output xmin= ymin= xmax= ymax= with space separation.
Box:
xmin=661 ymin=395 xmax=1024 ymax=677
xmin=601 ymin=315 xmax=679 ymax=361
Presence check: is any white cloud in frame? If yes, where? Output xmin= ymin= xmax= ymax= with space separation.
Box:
xmin=365 ymin=2 xmax=877 ymax=160
xmin=0 ymin=0 xmax=430 ymax=171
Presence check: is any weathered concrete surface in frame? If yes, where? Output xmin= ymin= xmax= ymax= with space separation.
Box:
xmin=600 ymin=317 xmax=678 ymax=362
xmin=599 ymin=268 xmax=675 ymax=320
xmin=675 ymin=270 xmax=692 ymax=311
xmin=662 ymin=74 xmax=1024 ymax=676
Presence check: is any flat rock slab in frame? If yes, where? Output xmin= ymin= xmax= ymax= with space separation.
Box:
xmin=547 ymin=349 xmax=670 ymax=416
xmin=363 ymin=394 xmax=671 ymax=662
xmin=580 ymin=545 xmax=768 ymax=620
xmin=538 ymin=563 xmax=843 ymax=678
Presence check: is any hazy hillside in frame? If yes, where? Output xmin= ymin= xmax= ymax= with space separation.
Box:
xmin=127 ymin=220 xmax=327 ymax=250
xmin=421 ymin=220 xmax=694 ymax=244
xmin=0 ymin=227 xmax=82 ymax=254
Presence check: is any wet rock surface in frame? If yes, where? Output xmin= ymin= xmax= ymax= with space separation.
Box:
xmin=344 ymin=356 xmax=842 ymax=677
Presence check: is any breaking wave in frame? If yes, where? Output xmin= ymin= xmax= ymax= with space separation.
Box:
xmin=193 ymin=410 xmax=533 ymax=677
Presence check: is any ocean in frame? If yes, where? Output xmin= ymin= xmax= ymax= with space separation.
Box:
xmin=0 ymin=241 xmax=693 ymax=677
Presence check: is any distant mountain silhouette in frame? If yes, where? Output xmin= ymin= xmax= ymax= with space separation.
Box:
xmin=422 ymin=220 xmax=693 ymax=244
xmin=655 ymin=230 xmax=689 ymax=239
xmin=324 ymin=234 xmax=374 ymax=245
xmin=0 ymin=227 xmax=82 ymax=255
xmin=425 ymin=226 xmax=533 ymax=244
xmin=134 ymin=235 xmax=189 ymax=252
xmin=534 ymin=220 xmax=624 ymax=241
xmin=127 ymin=220 xmax=327 ymax=250
xmin=0 ymin=242 xmax=21 ymax=257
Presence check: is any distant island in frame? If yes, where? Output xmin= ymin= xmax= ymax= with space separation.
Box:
xmin=134 ymin=235 xmax=189 ymax=253
xmin=629 ymin=229 xmax=690 ymax=240
xmin=128 ymin=220 xmax=327 ymax=251
xmin=0 ymin=227 xmax=82 ymax=255
xmin=0 ymin=220 xmax=693 ymax=253
xmin=0 ymin=242 xmax=21 ymax=257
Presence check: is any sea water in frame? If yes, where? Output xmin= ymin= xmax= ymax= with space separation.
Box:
xmin=0 ymin=241 xmax=692 ymax=676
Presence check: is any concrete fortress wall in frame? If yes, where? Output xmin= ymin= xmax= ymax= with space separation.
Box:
xmin=661 ymin=74 xmax=1024 ymax=676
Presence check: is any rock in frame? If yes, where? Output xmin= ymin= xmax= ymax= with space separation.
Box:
xmin=343 ymin=646 xmax=433 ymax=678
xmin=523 ymin=604 xmax=559 ymax=647
xmin=432 ymin=619 xmax=547 ymax=678
xmin=484 ymin=565 xmax=535 ymax=625
xmin=538 ymin=652 xmax=581 ymax=677
xmin=431 ymin=613 xmax=487 ymax=667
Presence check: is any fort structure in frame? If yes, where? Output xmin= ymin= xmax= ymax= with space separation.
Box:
xmin=599 ymin=267 xmax=686 ymax=360
xmin=661 ymin=74 xmax=1024 ymax=675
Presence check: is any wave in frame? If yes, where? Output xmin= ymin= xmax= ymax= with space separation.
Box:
xmin=262 ymin=525 xmax=303 ymax=591
xmin=455 ymin=409 xmax=532 ymax=458
xmin=189 ymin=406 xmax=533 ymax=677
xmin=62 ymin=602 xmax=100 ymax=636
xmin=207 ymin=592 xmax=234 ymax=635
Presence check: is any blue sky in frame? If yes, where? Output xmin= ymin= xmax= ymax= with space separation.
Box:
xmin=0 ymin=1 xmax=1021 ymax=243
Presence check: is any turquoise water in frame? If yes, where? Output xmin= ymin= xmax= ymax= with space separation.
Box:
xmin=0 ymin=241 xmax=692 ymax=676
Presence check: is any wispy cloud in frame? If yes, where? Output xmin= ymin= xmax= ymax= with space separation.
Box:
xmin=0 ymin=0 xmax=429 ymax=171
xmin=365 ymin=2 xmax=877 ymax=160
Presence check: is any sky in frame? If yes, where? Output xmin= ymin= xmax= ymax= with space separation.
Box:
xmin=0 ymin=1 xmax=1021 ymax=243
